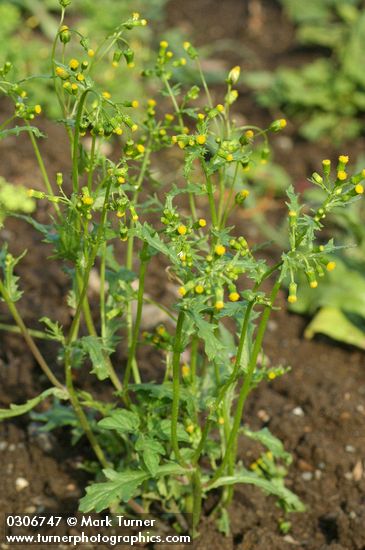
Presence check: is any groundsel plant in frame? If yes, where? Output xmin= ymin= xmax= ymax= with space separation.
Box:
xmin=0 ymin=2 xmax=363 ymax=536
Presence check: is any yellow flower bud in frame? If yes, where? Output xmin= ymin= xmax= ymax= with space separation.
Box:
xmin=226 ymin=154 xmax=233 ymax=162
xmin=326 ymin=261 xmax=336 ymax=271
xmin=87 ymin=49 xmax=95 ymax=58
xmin=186 ymin=424 xmax=194 ymax=434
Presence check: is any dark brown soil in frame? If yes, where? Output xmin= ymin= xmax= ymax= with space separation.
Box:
xmin=1 ymin=1 xmax=365 ymax=549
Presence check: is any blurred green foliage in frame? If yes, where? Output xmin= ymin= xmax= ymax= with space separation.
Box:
xmin=244 ymin=0 xmax=365 ymax=143
xmin=1 ymin=0 xmax=170 ymax=114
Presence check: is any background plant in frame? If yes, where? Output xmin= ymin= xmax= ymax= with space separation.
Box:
xmin=0 ymin=3 xmax=363 ymax=537
xmin=244 ymin=0 xmax=365 ymax=143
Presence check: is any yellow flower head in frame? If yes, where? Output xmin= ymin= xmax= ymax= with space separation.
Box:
xmin=322 ymin=159 xmax=331 ymax=166
xmin=216 ymin=104 xmax=225 ymax=113
xmin=245 ymin=129 xmax=254 ymax=139
xmin=195 ymin=284 xmax=204 ymax=294
xmin=76 ymin=73 xmax=85 ymax=82
xmin=87 ymin=49 xmax=95 ymax=58
xmin=229 ymin=292 xmax=240 ymax=302
xmin=310 ymin=280 xmax=318 ymax=289
xmin=148 ymin=99 xmax=156 ymax=107
xmin=177 ymin=224 xmax=187 ymax=235
xmin=218 ymin=417 xmax=225 ymax=425
xmin=183 ymin=41 xmax=191 ymax=50
xmin=182 ymin=364 xmax=190 ymax=377
xmin=226 ymin=154 xmax=233 ymax=162
xmin=337 ymin=170 xmax=347 ymax=181
xmin=338 ymin=155 xmax=349 ymax=164
xmin=198 ymin=218 xmax=206 ymax=227
xmin=326 ymin=261 xmax=336 ymax=271
xmin=136 ymin=144 xmax=145 ymax=154
xmin=160 ymin=40 xmax=168 ymax=49
xmin=82 ymin=196 xmax=94 ymax=206
xmin=196 ymin=134 xmax=206 ymax=145
xmin=102 ymin=90 xmax=111 ymax=99
xmin=178 ymin=286 xmax=186 ymax=297
xmin=355 ymin=183 xmax=364 ymax=194
xmin=55 ymin=66 xmax=67 ymax=78
xmin=131 ymin=124 xmax=139 ymax=132
xmin=165 ymin=113 xmax=174 ymax=122
xmin=131 ymin=100 xmax=139 ymax=108
xmin=287 ymin=295 xmax=297 ymax=304
xmin=186 ymin=424 xmax=194 ymax=434
xmin=279 ymin=118 xmax=287 ymax=128
xmin=215 ymin=300 xmax=224 ymax=310
xmin=34 ymin=105 xmax=42 ymax=114
xmin=214 ymin=244 xmax=226 ymax=256
xmin=69 ymin=58 xmax=79 ymax=70
xmin=268 ymin=372 xmax=276 ymax=380
xmin=197 ymin=113 xmax=205 ymax=120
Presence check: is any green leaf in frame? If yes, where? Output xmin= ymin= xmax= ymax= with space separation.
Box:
xmin=136 ymin=437 xmax=165 ymax=475
xmin=0 ymin=388 xmax=68 ymax=421
xmin=159 ymin=419 xmax=190 ymax=443
xmin=186 ymin=310 xmax=224 ymax=360
xmin=39 ymin=317 xmax=64 ymax=343
xmin=79 ymin=469 xmax=149 ymax=513
xmin=208 ymin=469 xmax=305 ymax=512
xmin=134 ymin=222 xmax=176 ymax=262
xmin=98 ymin=409 xmax=140 ymax=434
xmin=80 ymin=336 xmax=112 ymax=380
xmin=243 ymin=427 xmax=292 ymax=464
xmin=0 ymin=126 xmax=46 ymax=140
xmin=305 ymin=306 xmax=365 ymax=349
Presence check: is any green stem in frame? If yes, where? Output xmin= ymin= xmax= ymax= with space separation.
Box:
xmin=123 ymin=243 xmax=149 ymax=388
xmin=26 ymin=123 xmax=60 ymax=216
xmin=208 ymin=279 xmax=281 ymax=486
xmin=0 ymin=280 xmax=63 ymax=390
xmin=100 ymin=241 xmax=107 ymax=340
xmin=0 ymin=322 xmax=52 ymax=340
xmin=201 ymin=161 xmax=218 ymax=227
xmin=65 ymin=353 xmax=108 ymax=468
xmin=72 ymin=89 xmax=91 ymax=193
xmin=87 ymin=134 xmax=97 ymax=192
xmin=162 ymin=74 xmax=184 ymax=129
xmin=171 ymin=310 xmax=186 ymax=465
xmin=192 ymin=471 xmax=202 ymax=536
